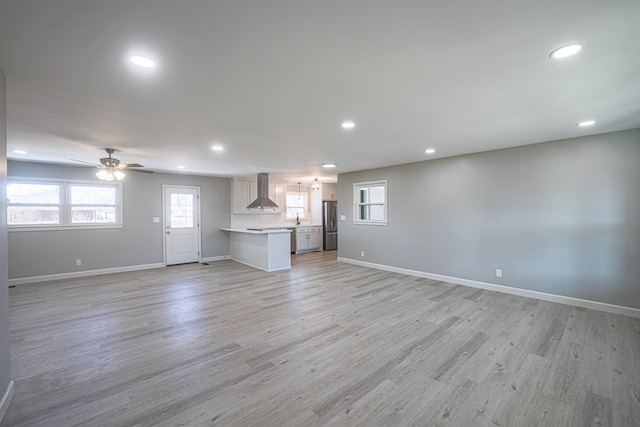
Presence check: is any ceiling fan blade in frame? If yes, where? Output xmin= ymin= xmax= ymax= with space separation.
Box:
xmin=125 ymin=168 xmax=155 ymax=174
xmin=74 ymin=149 xmax=150 ymax=175
xmin=70 ymin=158 xmax=100 ymax=166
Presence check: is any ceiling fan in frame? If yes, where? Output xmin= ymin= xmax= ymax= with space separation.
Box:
xmin=72 ymin=148 xmax=154 ymax=181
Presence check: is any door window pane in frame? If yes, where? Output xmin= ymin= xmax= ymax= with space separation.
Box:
xmin=171 ymin=194 xmax=194 ymax=228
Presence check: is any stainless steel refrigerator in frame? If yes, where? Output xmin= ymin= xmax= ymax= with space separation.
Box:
xmin=323 ymin=201 xmax=338 ymax=251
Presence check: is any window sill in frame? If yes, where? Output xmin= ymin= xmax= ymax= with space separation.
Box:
xmin=352 ymin=221 xmax=388 ymax=226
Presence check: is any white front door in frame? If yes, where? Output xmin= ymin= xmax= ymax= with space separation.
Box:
xmin=164 ymin=186 xmax=200 ymax=265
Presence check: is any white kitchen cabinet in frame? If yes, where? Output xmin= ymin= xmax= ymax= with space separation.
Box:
xmin=233 ymin=179 xmax=286 ymax=213
xmin=307 ymin=227 xmax=320 ymax=249
xmin=296 ymin=226 xmax=321 ymax=253
xmin=322 ymin=183 xmax=337 ymax=201
xmin=233 ymin=179 xmax=257 ymax=213
xmin=271 ymin=182 xmax=286 ymax=213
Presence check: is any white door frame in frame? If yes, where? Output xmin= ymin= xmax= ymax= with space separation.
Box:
xmin=162 ymin=185 xmax=202 ymax=266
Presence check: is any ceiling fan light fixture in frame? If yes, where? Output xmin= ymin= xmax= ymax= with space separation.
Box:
xmin=96 ymin=168 xmax=125 ymax=181
xmin=96 ymin=169 xmax=112 ymax=181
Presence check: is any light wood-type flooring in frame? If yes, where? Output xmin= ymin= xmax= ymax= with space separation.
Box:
xmin=3 ymin=251 xmax=640 ymax=426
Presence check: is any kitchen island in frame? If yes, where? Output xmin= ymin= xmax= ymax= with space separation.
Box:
xmin=221 ymin=228 xmax=292 ymax=272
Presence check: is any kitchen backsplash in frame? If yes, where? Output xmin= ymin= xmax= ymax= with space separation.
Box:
xmin=230 ymin=212 xmax=317 ymax=228
xmin=230 ymin=182 xmax=325 ymax=228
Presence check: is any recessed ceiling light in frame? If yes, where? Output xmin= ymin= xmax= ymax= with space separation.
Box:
xmin=13 ymin=150 xmax=27 ymax=154
xmin=425 ymin=148 xmax=436 ymax=154
xmin=177 ymin=165 xmax=186 ymax=169
xmin=549 ymin=44 xmax=583 ymax=59
xmin=577 ymin=120 xmax=596 ymax=127
xmin=322 ymin=163 xmax=337 ymax=168
xmin=341 ymin=121 xmax=355 ymax=129
xmin=130 ymin=55 xmax=155 ymax=68
xmin=211 ymin=145 xmax=224 ymax=152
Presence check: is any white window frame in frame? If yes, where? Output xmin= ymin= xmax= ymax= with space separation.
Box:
xmin=353 ymin=179 xmax=388 ymax=226
xmin=7 ymin=177 xmax=123 ymax=232
xmin=285 ymin=184 xmax=310 ymax=221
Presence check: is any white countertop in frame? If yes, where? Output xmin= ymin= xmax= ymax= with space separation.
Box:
xmin=221 ymin=228 xmax=292 ymax=234
xmin=223 ymin=224 xmax=322 ymax=233
xmin=258 ymin=224 xmax=322 ymax=228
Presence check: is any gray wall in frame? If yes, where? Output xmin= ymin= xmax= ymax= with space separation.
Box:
xmin=338 ymin=129 xmax=640 ymax=309
xmin=7 ymin=161 xmax=231 ymax=279
xmin=1 ymin=69 xmax=13 ymax=418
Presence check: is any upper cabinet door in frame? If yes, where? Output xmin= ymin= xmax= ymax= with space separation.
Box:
xmin=233 ymin=179 xmax=257 ymax=213
xmin=322 ymin=183 xmax=337 ymax=201
xmin=273 ymin=183 xmax=286 ymax=213
xmin=233 ymin=179 xmax=285 ymax=213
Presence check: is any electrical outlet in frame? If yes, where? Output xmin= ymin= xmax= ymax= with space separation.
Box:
xmin=360 ymin=251 xmax=365 ymax=257
xmin=496 ymin=269 xmax=502 ymax=278
xmin=76 ymin=259 xmax=82 ymax=266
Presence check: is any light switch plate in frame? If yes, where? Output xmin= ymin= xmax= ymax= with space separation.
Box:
xmin=153 ymin=217 xmax=160 ymax=223
xmin=340 ymin=215 xmax=346 ymax=220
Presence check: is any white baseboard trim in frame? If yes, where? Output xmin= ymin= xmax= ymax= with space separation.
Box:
xmin=201 ymin=255 xmax=231 ymax=263
xmin=228 ymin=257 xmax=290 ymax=273
xmin=9 ymin=263 xmax=165 ymax=286
xmin=337 ymin=257 xmax=640 ymax=318
xmin=0 ymin=380 xmax=14 ymax=423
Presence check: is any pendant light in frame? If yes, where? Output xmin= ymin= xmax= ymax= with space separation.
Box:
xmin=311 ymin=178 xmax=320 ymax=190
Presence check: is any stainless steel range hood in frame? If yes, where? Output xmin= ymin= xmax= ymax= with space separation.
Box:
xmin=247 ymin=173 xmax=278 ymax=210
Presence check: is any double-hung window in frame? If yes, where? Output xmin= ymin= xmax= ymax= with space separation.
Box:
xmin=286 ymin=184 xmax=309 ymax=220
xmin=70 ymin=184 xmax=119 ymax=224
xmin=7 ymin=182 xmax=61 ymax=225
xmin=353 ymin=180 xmax=387 ymax=225
xmin=7 ymin=179 xmax=122 ymax=230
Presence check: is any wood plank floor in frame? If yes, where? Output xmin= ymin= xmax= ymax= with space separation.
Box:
xmin=3 ymin=251 xmax=640 ymax=426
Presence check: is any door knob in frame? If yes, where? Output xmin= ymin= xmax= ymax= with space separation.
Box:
xmin=167 ymin=231 xmax=171 ymax=234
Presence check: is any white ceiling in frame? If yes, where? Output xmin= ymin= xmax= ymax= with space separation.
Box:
xmin=2 ymin=1 xmax=639 ymax=184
